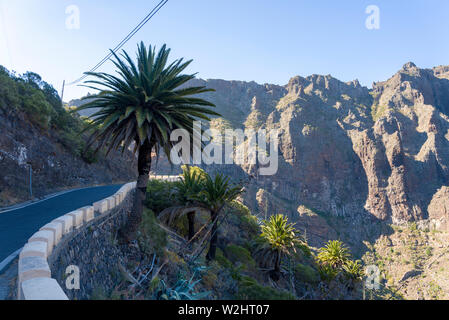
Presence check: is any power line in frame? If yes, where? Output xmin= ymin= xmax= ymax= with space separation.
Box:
xmin=66 ymin=0 xmax=168 ymax=86
xmin=67 ymin=0 xmax=168 ymax=85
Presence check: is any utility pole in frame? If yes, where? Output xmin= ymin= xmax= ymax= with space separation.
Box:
xmin=29 ymin=165 xmax=32 ymax=198
xmin=60 ymin=80 xmax=66 ymax=106
xmin=26 ymin=161 xmax=33 ymax=199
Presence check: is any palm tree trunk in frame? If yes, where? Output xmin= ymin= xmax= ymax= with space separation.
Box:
xmin=206 ymin=210 xmax=219 ymax=261
xmin=187 ymin=211 xmax=196 ymax=241
xmin=122 ymin=140 xmax=153 ymax=241
xmin=271 ymin=251 xmax=281 ymax=281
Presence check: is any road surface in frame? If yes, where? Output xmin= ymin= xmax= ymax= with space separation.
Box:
xmin=0 ymin=184 xmax=123 ymax=263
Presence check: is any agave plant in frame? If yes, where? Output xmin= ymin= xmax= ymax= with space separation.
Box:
xmin=256 ymin=214 xmax=299 ymax=281
xmin=154 ymin=269 xmax=210 ymax=300
xmin=197 ymin=173 xmax=244 ymax=261
xmin=317 ymin=240 xmax=351 ymax=269
xmin=75 ymin=42 xmax=219 ymax=239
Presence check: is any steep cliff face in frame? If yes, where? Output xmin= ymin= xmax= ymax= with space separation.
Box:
xmin=365 ymin=63 xmax=449 ymax=224
xmin=171 ymin=63 xmax=449 ymax=234
xmin=68 ymin=63 xmax=449 ymax=235
xmin=0 ymin=110 xmax=136 ymax=207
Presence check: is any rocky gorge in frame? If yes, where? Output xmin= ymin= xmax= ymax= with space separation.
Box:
xmin=148 ymin=63 xmax=449 ymax=254
xmin=2 ymin=61 xmax=446 ymax=300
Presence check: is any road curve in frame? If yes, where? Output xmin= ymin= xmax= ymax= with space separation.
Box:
xmin=0 ymin=184 xmax=123 ymax=263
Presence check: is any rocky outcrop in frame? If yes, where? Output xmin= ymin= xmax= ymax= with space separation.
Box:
xmin=428 ymin=187 xmax=449 ymax=231
xmin=161 ymin=63 xmax=449 ymax=233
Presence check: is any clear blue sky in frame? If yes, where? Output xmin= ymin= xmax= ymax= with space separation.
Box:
xmin=1 ymin=0 xmax=448 ymax=101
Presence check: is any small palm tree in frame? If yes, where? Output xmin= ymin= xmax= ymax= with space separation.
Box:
xmin=175 ymin=166 xmax=207 ymax=240
xmin=257 ymin=214 xmax=299 ymax=280
xmin=75 ymin=42 xmax=219 ymax=239
xmin=197 ymin=173 xmax=243 ymax=261
xmin=317 ymin=240 xmax=351 ymax=269
xmin=343 ymin=259 xmax=364 ymax=281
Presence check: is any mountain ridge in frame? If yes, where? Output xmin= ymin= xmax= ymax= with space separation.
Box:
xmin=171 ymin=62 xmax=449 ymax=241
xmin=69 ymin=62 xmax=449 ymax=235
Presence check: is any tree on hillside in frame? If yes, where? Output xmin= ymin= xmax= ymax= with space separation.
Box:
xmin=316 ymin=240 xmax=351 ymax=269
xmin=316 ymin=240 xmax=364 ymax=286
xmin=74 ymin=42 xmax=219 ymax=240
xmin=256 ymin=214 xmax=299 ymax=281
xmin=175 ymin=165 xmax=207 ymax=240
xmin=197 ymin=173 xmax=243 ymax=261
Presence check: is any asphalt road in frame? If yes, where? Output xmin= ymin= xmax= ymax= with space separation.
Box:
xmin=0 ymin=185 xmax=123 ymax=263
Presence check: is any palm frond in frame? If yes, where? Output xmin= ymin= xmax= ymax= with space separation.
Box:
xmin=72 ymin=42 xmax=219 ymax=157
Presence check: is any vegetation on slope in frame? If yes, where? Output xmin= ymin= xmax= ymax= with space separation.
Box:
xmin=362 ymin=223 xmax=449 ymax=300
xmin=99 ymin=168 xmax=365 ymax=300
xmin=0 ymin=65 xmax=99 ymax=163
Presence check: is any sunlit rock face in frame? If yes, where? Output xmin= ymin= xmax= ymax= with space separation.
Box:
xmin=162 ymin=64 xmax=449 ymax=231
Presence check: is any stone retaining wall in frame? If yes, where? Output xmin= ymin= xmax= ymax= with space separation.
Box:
xmin=17 ymin=175 xmax=182 ymax=300
xmin=17 ymin=182 xmax=137 ymax=300
xmin=49 ymin=188 xmax=135 ymax=300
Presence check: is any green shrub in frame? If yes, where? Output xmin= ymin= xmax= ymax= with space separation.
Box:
xmin=295 ymin=263 xmax=320 ymax=284
xmin=0 ymin=72 xmax=20 ymax=113
xmin=58 ymin=130 xmax=83 ymax=156
xmin=22 ymin=90 xmax=55 ymax=129
xmin=225 ymin=245 xmax=256 ymax=269
xmin=318 ymin=264 xmax=339 ymax=282
xmin=296 ymin=242 xmax=312 ymax=258
xmin=239 ymin=214 xmax=260 ymax=236
xmin=216 ymin=248 xmax=233 ymax=269
xmin=80 ymin=145 xmax=100 ymax=164
xmin=145 ymin=180 xmax=178 ymax=213
xmin=0 ymin=65 xmax=104 ymax=164
xmin=146 ymin=277 xmax=161 ymax=297
xmin=371 ymin=104 xmax=388 ymax=122
xmin=236 ymin=276 xmax=295 ymax=300
xmin=138 ymin=209 xmax=168 ymax=257
xmin=90 ymin=286 xmax=108 ymax=300
xmin=229 ymin=200 xmax=251 ymax=216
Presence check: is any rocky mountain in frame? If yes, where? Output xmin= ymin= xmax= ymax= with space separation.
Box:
xmin=63 ymin=63 xmax=449 ymax=299
xmin=152 ymin=63 xmax=449 ymax=249
xmin=67 ymin=95 xmax=97 ymax=117
xmin=67 ymin=63 xmax=449 ymax=246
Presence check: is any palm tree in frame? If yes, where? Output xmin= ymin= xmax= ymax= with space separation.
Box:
xmin=317 ymin=240 xmax=351 ymax=269
xmin=175 ymin=165 xmax=206 ymax=240
xmin=343 ymin=259 xmax=364 ymax=281
xmin=75 ymin=42 xmax=219 ymax=239
xmin=197 ymin=173 xmax=243 ymax=261
xmin=257 ymin=214 xmax=299 ymax=281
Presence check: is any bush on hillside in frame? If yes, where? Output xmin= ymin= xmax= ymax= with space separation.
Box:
xmin=0 ymin=65 xmax=102 ymax=161
xmin=145 ymin=180 xmax=179 ymax=214
xmin=138 ymin=209 xmax=168 ymax=257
